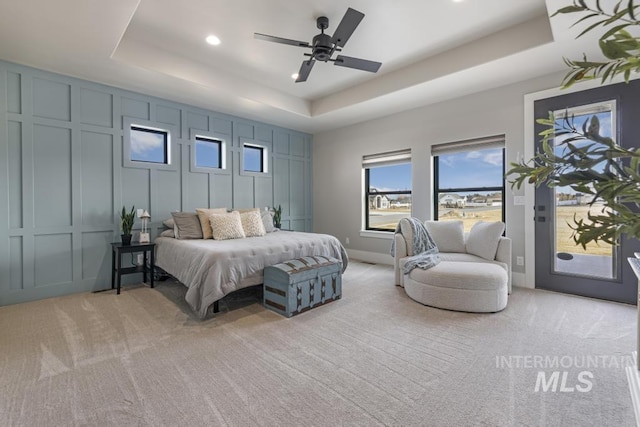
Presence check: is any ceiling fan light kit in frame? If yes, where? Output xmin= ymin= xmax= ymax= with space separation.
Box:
xmin=254 ymin=7 xmax=382 ymax=83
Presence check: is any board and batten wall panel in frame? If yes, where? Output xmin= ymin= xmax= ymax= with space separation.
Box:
xmin=0 ymin=60 xmax=312 ymax=306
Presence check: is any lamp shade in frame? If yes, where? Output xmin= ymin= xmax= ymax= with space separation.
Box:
xmin=141 ymin=210 xmax=151 ymax=219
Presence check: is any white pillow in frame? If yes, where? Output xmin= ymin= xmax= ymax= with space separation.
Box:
xmin=196 ymin=207 xmax=228 ymax=239
xmin=261 ymin=210 xmax=275 ymax=233
xmin=466 ymin=221 xmax=505 ymax=260
xmin=240 ymin=210 xmax=266 ymax=237
xmin=160 ymin=229 xmax=175 ymax=238
xmin=424 ymin=220 xmax=465 ymax=253
xmin=209 ymin=211 xmax=246 ymax=240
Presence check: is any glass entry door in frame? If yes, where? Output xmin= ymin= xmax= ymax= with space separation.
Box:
xmin=551 ymin=102 xmax=617 ymax=280
xmin=533 ymin=81 xmax=640 ymax=304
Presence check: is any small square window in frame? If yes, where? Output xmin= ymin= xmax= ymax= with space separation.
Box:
xmin=243 ymin=145 xmax=264 ymax=173
xmin=130 ymin=126 xmax=168 ymax=164
xmin=195 ymin=137 xmax=222 ymax=169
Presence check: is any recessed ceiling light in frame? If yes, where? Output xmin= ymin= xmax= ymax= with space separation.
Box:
xmin=452 ymin=0 xmax=464 ymax=2
xmin=205 ymin=35 xmax=221 ymax=46
xmin=291 ymin=73 xmax=299 ymax=80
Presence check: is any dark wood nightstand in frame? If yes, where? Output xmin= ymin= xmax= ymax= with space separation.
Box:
xmin=111 ymin=242 xmax=155 ymax=294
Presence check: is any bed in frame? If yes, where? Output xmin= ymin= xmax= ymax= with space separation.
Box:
xmin=154 ymin=231 xmax=348 ymax=318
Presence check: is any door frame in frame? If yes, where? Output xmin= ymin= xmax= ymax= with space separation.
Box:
xmin=522 ymin=75 xmax=638 ymax=289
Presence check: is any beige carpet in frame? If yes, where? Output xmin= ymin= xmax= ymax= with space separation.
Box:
xmin=0 ymin=261 xmax=636 ymax=426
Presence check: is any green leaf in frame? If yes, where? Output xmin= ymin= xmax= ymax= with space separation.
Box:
xmin=576 ymin=19 xmax=609 ymax=38
xmin=599 ymin=39 xmax=629 ymax=59
xmin=600 ymin=23 xmax=631 ymax=40
xmin=614 ymin=0 xmax=622 ymax=14
xmin=571 ymin=12 xmax=601 ymax=27
xmin=552 ymin=5 xmax=587 ymax=17
xmin=629 ymin=0 xmax=637 ymax=19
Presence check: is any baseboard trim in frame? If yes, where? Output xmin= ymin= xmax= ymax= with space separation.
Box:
xmin=346 ymin=249 xmax=394 ymax=266
xmin=512 ymin=272 xmax=529 ymax=289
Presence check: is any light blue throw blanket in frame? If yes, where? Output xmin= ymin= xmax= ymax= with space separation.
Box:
xmin=390 ymin=218 xmax=440 ymax=274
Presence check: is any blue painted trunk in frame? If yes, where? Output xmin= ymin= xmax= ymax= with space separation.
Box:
xmin=263 ymin=256 xmax=342 ymax=317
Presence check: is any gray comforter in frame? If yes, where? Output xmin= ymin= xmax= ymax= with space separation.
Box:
xmin=155 ymin=231 xmax=348 ymax=318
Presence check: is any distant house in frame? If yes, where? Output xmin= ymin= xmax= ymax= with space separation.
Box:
xmin=556 ymin=192 xmax=585 ymax=206
xmin=369 ymin=188 xmax=390 ymax=209
xmin=439 ymin=194 xmax=466 ymax=208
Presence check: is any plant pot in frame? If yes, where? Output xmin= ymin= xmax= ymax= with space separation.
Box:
xmin=274 ymin=222 xmax=281 ymax=229
xmin=121 ymin=234 xmax=132 ymax=245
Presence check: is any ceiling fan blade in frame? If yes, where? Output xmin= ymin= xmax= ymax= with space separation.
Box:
xmin=254 ymin=33 xmax=310 ymax=48
xmin=334 ymin=55 xmax=381 ymax=73
xmin=295 ymin=60 xmax=315 ymax=83
xmin=331 ymin=8 xmax=364 ymax=48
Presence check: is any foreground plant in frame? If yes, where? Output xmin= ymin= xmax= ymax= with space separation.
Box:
xmin=507 ymin=0 xmax=640 ymax=248
xmin=508 ymin=113 xmax=640 ymax=247
xmin=557 ymin=0 xmax=640 ymax=88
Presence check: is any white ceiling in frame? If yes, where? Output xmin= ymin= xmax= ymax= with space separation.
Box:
xmin=0 ymin=0 xmax=605 ymax=133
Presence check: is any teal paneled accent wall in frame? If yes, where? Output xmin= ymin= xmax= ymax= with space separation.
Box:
xmin=0 ymin=61 xmax=313 ymax=305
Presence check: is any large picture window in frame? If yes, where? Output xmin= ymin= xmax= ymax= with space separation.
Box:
xmin=363 ymin=150 xmax=412 ymax=232
xmin=433 ymin=136 xmax=505 ymax=232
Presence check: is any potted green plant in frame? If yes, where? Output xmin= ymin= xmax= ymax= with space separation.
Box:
xmin=273 ymin=204 xmax=282 ymax=229
xmin=120 ymin=205 xmax=136 ymax=245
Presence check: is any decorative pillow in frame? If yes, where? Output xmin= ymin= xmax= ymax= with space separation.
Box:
xmin=163 ymin=218 xmax=175 ymax=229
xmin=160 ymin=229 xmax=175 ymax=238
xmin=261 ymin=210 xmax=275 ymax=233
xmin=209 ymin=211 xmax=246 ymax=240
xmin=466 ymin=221 xmax=506 ymax=260
xmin=171 ymin=212 xmax=203 ymax=240
xmin=196 ymin=208 xmax=228 ymax=239
xmin=424 ymin=220 xmax=465 ymax=253
xmin=240 ymin=210 xmax=266 ymax=237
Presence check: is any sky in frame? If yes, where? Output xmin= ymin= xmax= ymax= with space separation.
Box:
xmin=130 ymin=128 xmax=166 ymax=163
xmin=369 ymin=147 xmax=504 ymax=192
xmin=131 ymin=129 xmax=262 ymax=171
xmin=438 ymin=147 xmax=503 ymax=189
xmin=195 ymin=139 xmax=220 ymax=168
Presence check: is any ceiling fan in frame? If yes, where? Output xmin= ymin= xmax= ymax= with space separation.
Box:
xmin=254 ymin=7 xmax=382 ymax=83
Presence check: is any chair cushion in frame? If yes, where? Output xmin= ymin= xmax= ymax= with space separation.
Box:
xmin=424 ymin=220 xmax=465 ymax=253
xmin=407 ymin=261 xmax=507 ymax=291
xmin=466 ymin=221 xmax=505 ymax=260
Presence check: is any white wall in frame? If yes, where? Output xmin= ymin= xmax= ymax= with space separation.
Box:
xmin=313 ymin=70 xmax=566 ymax=279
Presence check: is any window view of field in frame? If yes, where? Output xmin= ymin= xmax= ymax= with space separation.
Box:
xmin=554 ymin=202 xmax=613 ymax=256
xmin=366 ymin=137 xmax=612 ymax=262
xmin=367 ymin=200 xmax=412 ymax=231
xmin=438 ymin=206 xmax=502 ymax=232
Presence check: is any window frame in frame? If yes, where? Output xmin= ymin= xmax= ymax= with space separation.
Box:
xmin=362 ymin=149 xmax=412 ymax=233
xmin=129 ymin=126 xmax=169 ymax=165
xmin=123 ymin=117 xmax=177 ymax=171
xmin=189 ymin=129 xmax=230 ymax=175
xmin=240 ymin=141 xmax=270 ymax=176
xmin=433 ymin=147 xmax=506 ymax=224
xmin=195 ymin=136 xmax=222 ymax=169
